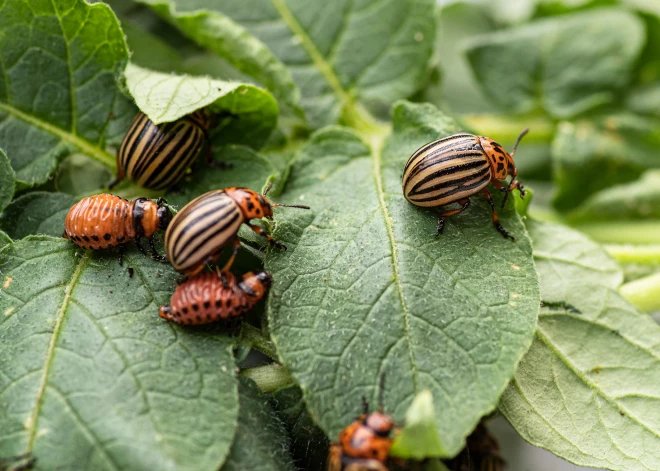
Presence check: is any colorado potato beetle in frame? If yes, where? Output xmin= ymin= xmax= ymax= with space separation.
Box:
xmin=159 ymin=270 xmax=272 ymax=325
xmin=64 ymin=194 xmax=171 ymax=264
xmin=165 ymin=185 xmax=309 ymax=276
xmin=447 ymin=421 xmax=505 ymax=471
xmin=112 ymin=110 xmax=217 ymax=190
xmin=402 ymin=129 xmax=528 ymax=240
xmin=328 ymin=378 xmax=395 ymax=471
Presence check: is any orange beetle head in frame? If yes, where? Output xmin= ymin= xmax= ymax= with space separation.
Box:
xmin=225 ymin=187 xmax=274 ymax=220
xmin=478 ymin=128 xmax=528 ymax=181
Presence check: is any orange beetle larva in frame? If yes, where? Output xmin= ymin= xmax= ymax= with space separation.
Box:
xmin=63 ymin=194 xmax=171 ymax=264
xmin=159 ymin=270 xmax=272 ymax=325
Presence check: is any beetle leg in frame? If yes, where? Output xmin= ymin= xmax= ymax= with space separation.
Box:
xmin=435 ymin=198 xmax=470 ymax=237
xmin=134 ymin=238 xmax=148 ymax=256
xmin=481 ymin=189 xmax=514 ymax=241
xmin=247 ymin=223 xmax=287 ymax=250
xmin=221 ymin=239 xmax=242 ymax=272
xmin=148 ymin=237 xmax=166 ymax=261
xmin=118 ymin=245 xmax=125 ymax=267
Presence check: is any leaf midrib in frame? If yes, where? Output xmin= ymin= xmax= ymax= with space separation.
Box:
xmin=369 ymin=129 xmax=419 ymax=392
xmin=26 ymin=250 xmax=91 ymax=451
xmin=0 ymin=103 xmax=115 ymax=171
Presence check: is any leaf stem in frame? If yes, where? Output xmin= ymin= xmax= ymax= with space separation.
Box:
xmin=605 ymin=244 xmax=660 ymax=265
xmin=620 ymin=273 xmax=660 ymax=313
xmin=572 ymin=221 xmax=660 ymax=244
xmin=240 ymin=364 xmax=294 ymax=393
xmin=240 ymin=323 xmax=278 ymax=360
xmin=461 ymin=113 xmax=555 ymax=143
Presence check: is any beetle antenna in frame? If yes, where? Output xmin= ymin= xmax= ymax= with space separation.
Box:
xmin=362 ymin=395 xmax=369 ymax=415
xmin=510 ymin=128 xmax=529 ymax=158
xmin=377 ymin=373 xmax=386 ymax=412
xmin=272 ymin=202 xmax=310 ymax=210
xmin=263 ymin=183 xmax=273 ymax=197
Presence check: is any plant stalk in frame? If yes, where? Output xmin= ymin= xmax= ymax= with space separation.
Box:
xmin=240 ymin=364 xmax=294 ymax=393
xmin=240 ymin=323 xmax=278 ymax=360
xmin=572 ymin=221 xmax=660 ymax=245
xmin=461 ymin=114 xmax=556 ymax=144
xmin=605 ymin=244 xmax=660 ymax=265
xmin=620 ymin=273 xmax=660 ymax=313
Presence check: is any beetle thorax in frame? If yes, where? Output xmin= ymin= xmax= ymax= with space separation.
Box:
xmin=226 ymin=187 xmax=273 ymax=220
xmin=478 ymin=136 xmax=510 ymax=180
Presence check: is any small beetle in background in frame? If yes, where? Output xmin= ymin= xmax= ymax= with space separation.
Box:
xmin=159 ymin=270 xmax=272 ymax=325
xmin=165 ymin=185 xmax=309 ymax=277
xmin=402 ymin=129 xmax=528 ymax=240
xmin=327 ymin=376 xmax=395 ymax=471
xmin=64 ymin=194 xmax=171 ymax=265
xmin=111 ymin=110 xmax=231 ymax=191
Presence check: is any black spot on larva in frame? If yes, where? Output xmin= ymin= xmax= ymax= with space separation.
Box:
xmin=372 ymin=449 xmax=378 ymax=457
xmin=91 ymin=235 xmax=99 ymax=241
xmin=117 ymin=236 xmax=125 ymax=242
xmin=225 ymin=299 xmax=232 ymax=307
xmin=182 ymin=307 xmax=189 ymax=314
xmin=206 ymin=314 xmax=212 ymax=321
xmin=216 ymin=300 xmax=222 ymax=308
xmin=497 ymin=163 xmax=504 ymax=173
xmin=104 ymin=233 xmax=111 ymax=240
xmin=192 ymin=304 xmax=199 ymax=311
xmin=256 ymin=208 xmax=261 ymax=215
xmin=203 ymin=301 xmax=210 ymax=309
xmin=196 ymin=315 xmax=202 ymax=322
xmin=82 ymin=235 xmax=90 ymax=242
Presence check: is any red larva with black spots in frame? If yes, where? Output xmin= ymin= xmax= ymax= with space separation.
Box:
xmin=402 ymin=130 xmax=529 ymax=240
xmin=63 ymin=194 xmax=171 ymax=263
xmin=164 ymin=186 xmax=310 ymax=276
xmin=159 ymin=271 xmax=272 ymax=325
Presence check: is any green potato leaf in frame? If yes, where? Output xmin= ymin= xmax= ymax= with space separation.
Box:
xmin=0 ymin=230 xmax=11 ymax=250
xmin=136 ymin=0 xmax=304 ymax=120
xmin=145 ymin=0 xmax=436 ymax=129
xmin=465 ymin=9 xmax=644 ymax=118
xmin=55 ymin=154 xmax=113 ymax=196
xmin=0 ymin=192 xmax=76 ymax=239
xmin=0 ymin=237 xmax=239 ymax=470
xmin=265 ymin=101 xmax=540 ymax=456
xmin=221 ymin=377 xmax=295 ymax=471
xmin=552 ymin=115 xmax=660 ymax=211
xmin=123 ymin=63 xmax=279 ymax=149
xmin=0 ymin=0 xmax=130 ymax=189
xmin=569 ymin=171 xmax=660 ymax=223
xmin=0 ymin=148 xmax=15 ymax=213
xmin=390 ymin=390 xmax=443 ymax=459
xmin=500 ymin=220 xmax=660 ymax=471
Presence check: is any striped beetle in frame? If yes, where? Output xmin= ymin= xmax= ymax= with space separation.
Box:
xmin=159 ymin=270 xmax=272 ymax=325
xmin=402 ymin=129 xmax=528 ymax=240
xmin=165 ymin=185 xmax=309 ymax=276
xmin=111 ymin=110 xmax=225 ymax=190
xmin=64 ymin=194 xmax=171 ymax=265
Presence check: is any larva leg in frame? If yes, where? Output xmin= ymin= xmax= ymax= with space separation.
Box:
xmin=247 ymin=223 xmax=286 ymax=250
xmin=135 ymin=238 xmax=147 ymax=256
xmin=148 ymin=237 xmax=166 ymax=261
xmin=481 ymin=188 xmax=514 ymax=241
xmin=435 ymin=198 xmax=470 ymax=237
xmin=118 ymin=245 xmax=125 ymax=267
xmin=220 ymin=238 xmax=241 ymax=272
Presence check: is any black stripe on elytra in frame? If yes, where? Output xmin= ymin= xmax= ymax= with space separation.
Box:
xmin=132 ymin=121 xmax=185 ymax=178
xmin=407 ymin=150 xmax=485 ymax=179
xmin=409 ymin=174 xmax=491 ymax=204
xmin=404 ymin=135 xmax=476 ymax=173
xmin=147 ymin=126 xmax=203 ymax=189
xmin=174 ymin=211 xmax=241 ymax=263
xmin=124 ymin=115 xmax=157 ymax=168
xmin=172 ymin=199 xmax=235 ymax=253
xmin=409 ymin=161 xmax=489 ymax=195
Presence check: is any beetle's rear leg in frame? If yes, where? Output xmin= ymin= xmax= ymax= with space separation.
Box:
xmin=247 ymin=223 xmax=287 ymax=250
xmin=220 ymin=238 xmax=242 ymax=272
xmin=435 ymin=198 xmax=470 ymax=237
xmin=481 ymin=188 xmax=514 ymax=241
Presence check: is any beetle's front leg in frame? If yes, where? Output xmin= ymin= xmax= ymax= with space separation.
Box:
xmin=247 ymin=223 xmax=287 ymax=250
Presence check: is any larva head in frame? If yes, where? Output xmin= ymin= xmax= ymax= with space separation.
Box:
xmin=133 ymin=197 xmax=160 ymax=238
xmin=239 ymin=270 xmax=273 ymax=299
xmin=159 ymin=305 xmax=172 ymax=321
